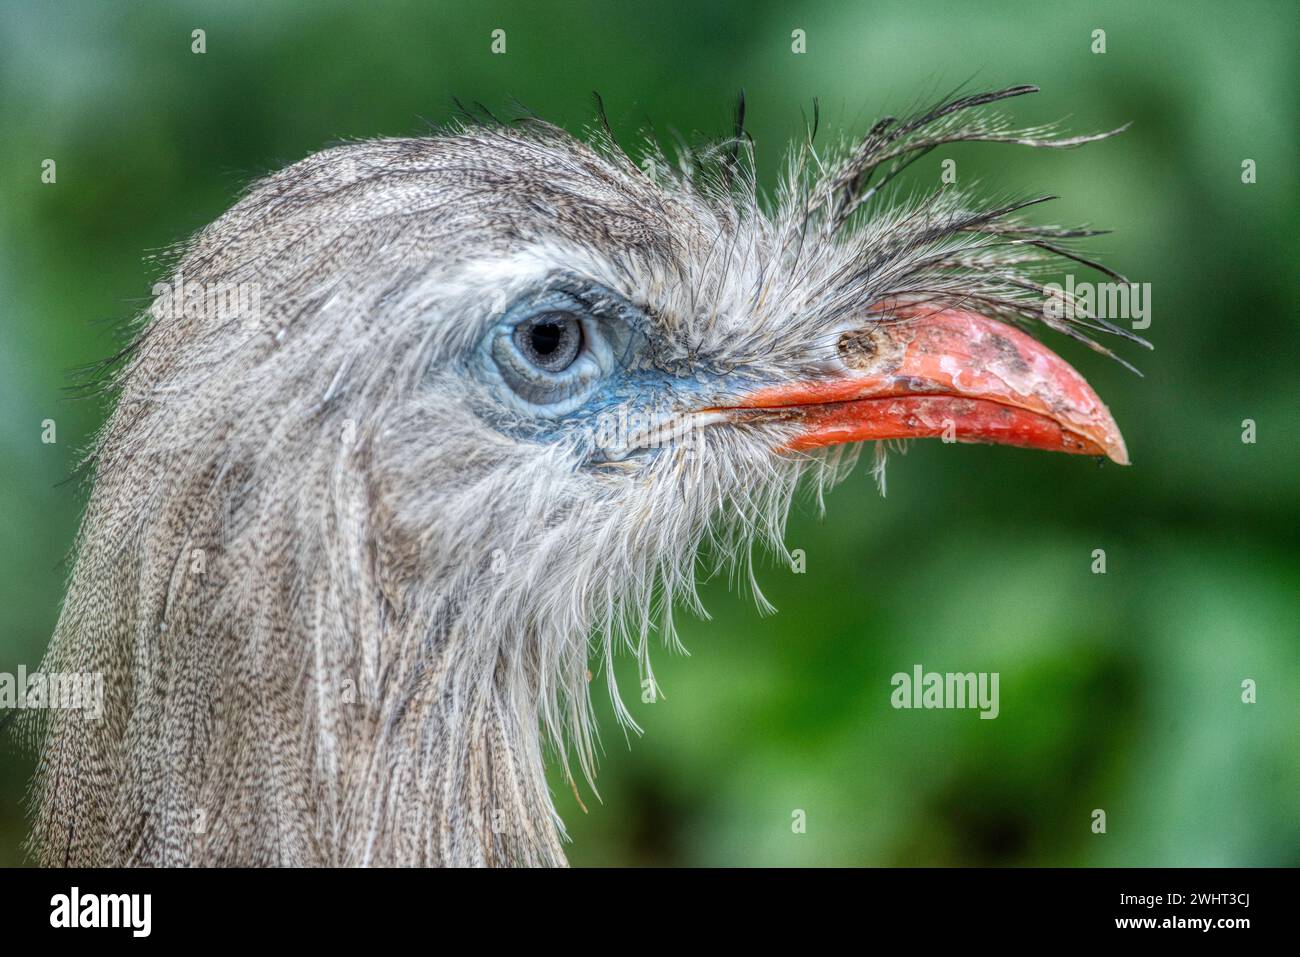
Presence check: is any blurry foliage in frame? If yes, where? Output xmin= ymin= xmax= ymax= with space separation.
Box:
xmin=1 ymin=0 xmax=1296 ymax=866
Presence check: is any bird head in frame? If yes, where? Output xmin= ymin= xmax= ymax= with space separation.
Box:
xmin=33 ymin=86 xmax=1141 ymax=866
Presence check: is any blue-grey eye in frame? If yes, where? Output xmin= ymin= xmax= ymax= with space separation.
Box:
xmin=514 ymin=312 xmax=583 ymax=373
xmin=490 ymin=307 xmax=606 ymax=412
xmin=486 ymin=281 xmax=640 ymax=416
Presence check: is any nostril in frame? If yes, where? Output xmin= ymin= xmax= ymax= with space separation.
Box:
xmin=837 ymin=328 xmax=879 ymax=369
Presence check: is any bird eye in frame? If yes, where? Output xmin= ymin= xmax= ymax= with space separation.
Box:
xmin=514 ymin=312 xmax=583 ymax=373
xmin=488 ymin=301 xmax=612 ymax=414
xmin=484 ymin=282 xmax=638 ymax=417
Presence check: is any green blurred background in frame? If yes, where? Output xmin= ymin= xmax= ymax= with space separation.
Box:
xmin=2 ymin=0 xmax=1297 ymax=866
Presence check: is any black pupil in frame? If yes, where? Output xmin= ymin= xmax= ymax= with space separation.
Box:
xmin=530 ymin=322 xmax=564 ymax=356
xmin=516 ymin=313 xmax=581 ymax=372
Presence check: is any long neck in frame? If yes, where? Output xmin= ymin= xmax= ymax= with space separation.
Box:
xmin=30 ymin=458 xmax=567 ymax=866
xmin=325 ymin=629 xmax=568 ymax=866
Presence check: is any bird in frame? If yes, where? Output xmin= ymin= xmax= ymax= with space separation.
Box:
xmin=27 ymin=85 xmax=1142 ymax=867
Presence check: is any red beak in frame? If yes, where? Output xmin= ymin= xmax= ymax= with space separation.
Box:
xmin=716 ymin=308 xmax=1128 ymax=465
